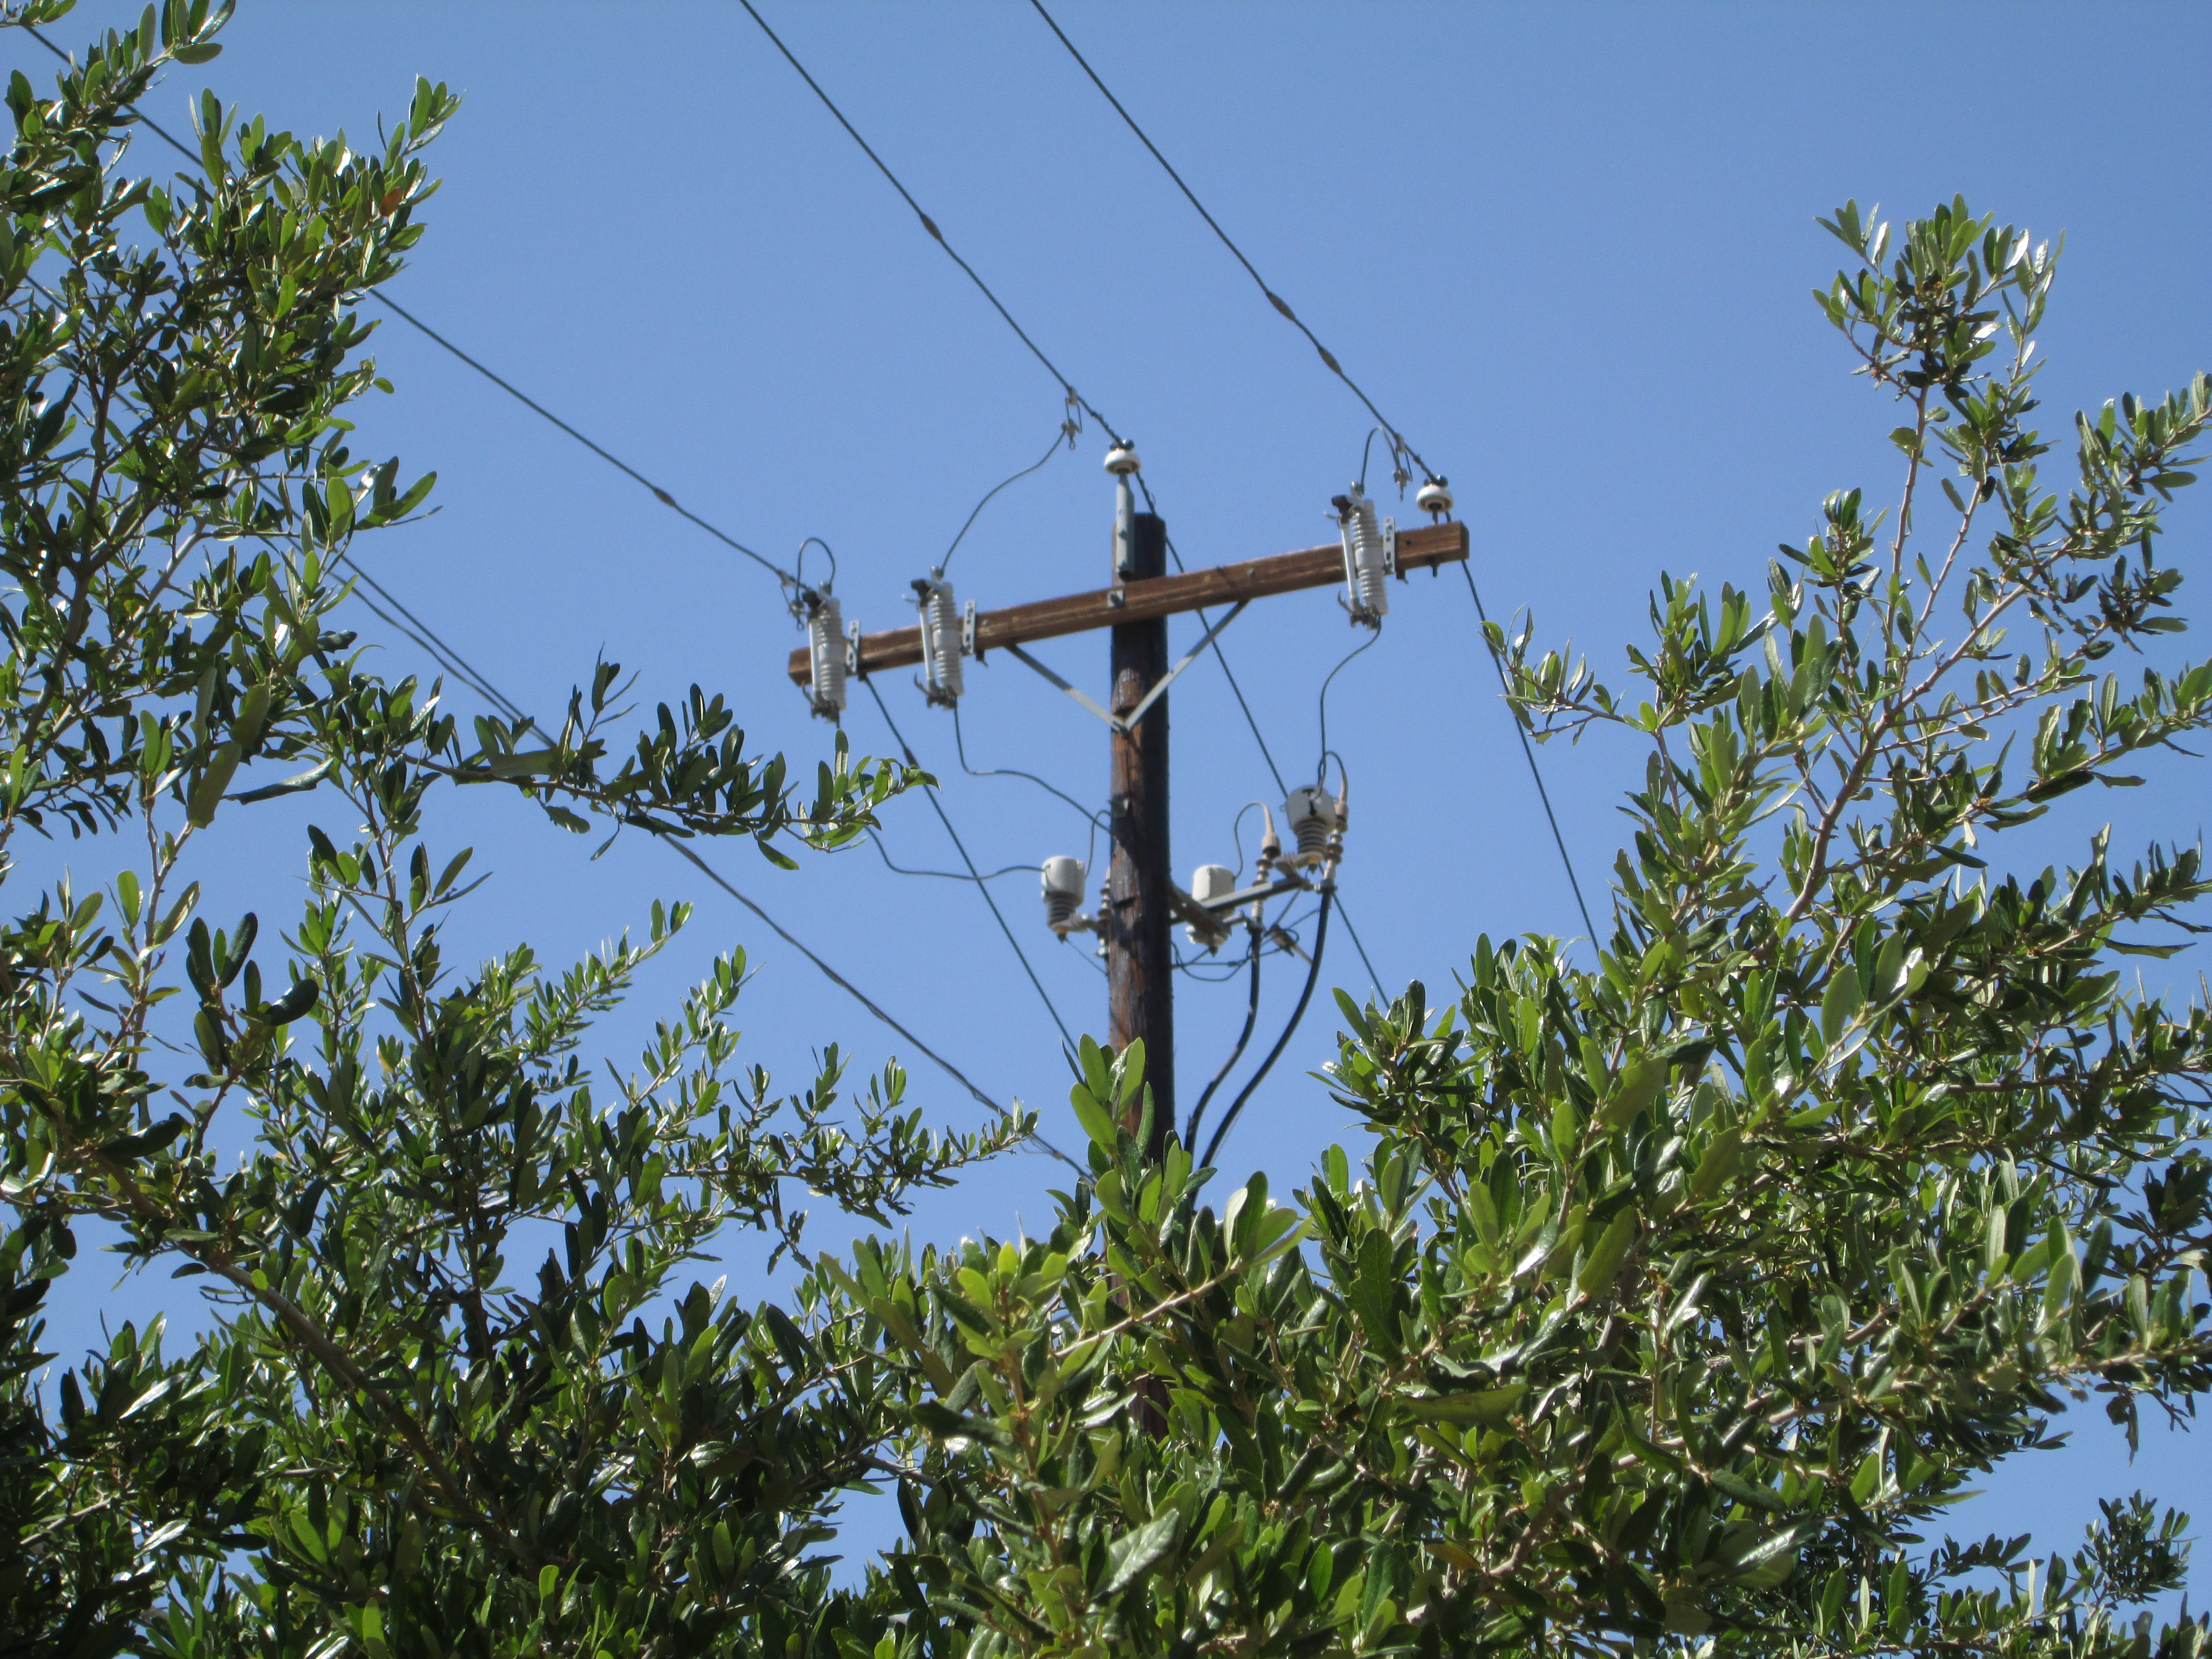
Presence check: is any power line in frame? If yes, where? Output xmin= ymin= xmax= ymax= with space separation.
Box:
xmin=868 ymin=832 xmax=1032 ymax=884
xmin=863 ymin=678 xmax=1076 ymax=1050
xmin=939 ymin=421 xmax=1072 ymax=576
xmin=1024 ymin=0 xmax=1440 ymax=490
xmin=1331 ymin=892 xmax=1388 ymax=1003
xmin=1202 ymin=890 xmax=1332 ymax=1168
xmin=733 ymin=0 xmax=1127 ymax=450
xmin=20 ymin=22 xmax=1069 ymax=1150
xmin=1459 ymin=562 xmax=1599 ymax=944
xmin=24 ymin=24 xmax=800 ymax=593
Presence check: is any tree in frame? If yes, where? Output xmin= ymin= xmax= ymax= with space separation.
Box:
xmin=2 ymin=6 xmax=1024 ymax=1652
xmin=852 ymin=200 xmax=2212 ymax=1657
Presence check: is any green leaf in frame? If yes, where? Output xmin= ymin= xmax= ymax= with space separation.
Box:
xmin=1594 ymin=1052 xmax=1666 ymax=1132
xmin=1103 ymin=1511 xmax=1182 ymax=1595
xmin=1820 ymin=967 xmax=1864 ymax=1046
xmin=1576 ymin=1205 xmax=1638 ymax=1298
xmin=1068 ymin=1079 xmax=1118 ymax=1153
xmin=1403 ymin=1384 xmax=1527 ymax=1426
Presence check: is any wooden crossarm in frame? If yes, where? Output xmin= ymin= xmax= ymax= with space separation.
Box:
xmin=784 ymin=519 xmax=1468 ymax=685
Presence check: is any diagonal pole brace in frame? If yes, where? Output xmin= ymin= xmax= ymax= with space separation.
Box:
xmin=1118 ymin=599 xmax=1249 ymax=732
xmin=1004 ymin=641 xmax=1122 ymax=728
xmin=1005 ymin=599 xmax=1251 ymax=733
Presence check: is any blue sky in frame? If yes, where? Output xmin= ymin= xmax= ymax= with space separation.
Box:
xmin=19 ymin=0 xmax=2212 ymax=1591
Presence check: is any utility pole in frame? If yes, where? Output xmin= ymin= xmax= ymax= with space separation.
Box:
xmin=1106 ymin=452 xmax=1174 ymax=1154
xmin=787 ymin=465 xmax=1465 ymax=1157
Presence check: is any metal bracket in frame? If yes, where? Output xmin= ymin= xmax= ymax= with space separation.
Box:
xmin=1004 ymin=642 xmax=1123 ymax=729
xmin=1169 ymin=884 xmax=1234 ymax=950
xmin=845 ymin=620 xmax=862 ymax=675
xmin=961 ymin=599 xmax=979 ymax=659
xmin=1118 ymin=599 xmax=1249 ymax=732
xmin=1003 ymin=599 xmax=1250 ymax=734
xmin=1383 ymin=515 xmax=1398 ymax=579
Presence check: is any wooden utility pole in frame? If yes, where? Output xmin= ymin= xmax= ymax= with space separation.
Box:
xmin=786 ymin=487 xmax=1469 ymax=1157
xmin=1108 ymin=509 xmax=1173 ymax=1156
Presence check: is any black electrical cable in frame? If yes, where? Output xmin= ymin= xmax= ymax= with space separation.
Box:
xmin=864 ymin=678 xmax=1075 ymax=1050
xmin=15 ymin=24 xmax=1074 ymax=1154
xmin=733 ymin=0 xmax=1127 ymax=449
xmin=951 ymin=704 xmax=1111 ymax=844
xmin=939 ymin=423 xmax=1070 ymax=575
xmin=868 ymin=832 xmax=1033 ymax=884
xmin=1202 ymin=889 xmax=1331 ymax=1169
xmin=22 ymin=24 xmax=804 ymax=595
xmin=1024 ymin=0 xmax=1441 ymax=490
xmin=1315 ymin=633 xmax=1379 ymax=782
xmin=1331 ymin=891 xmax=1388 ymax=1003
xmin=1458 ymin=561 xmax=1599 ymax=944
xmin=1181 ymin=926 xmax=1262 ymax=1154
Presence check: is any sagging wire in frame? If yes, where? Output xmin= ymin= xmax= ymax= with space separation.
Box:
xmin=794 ymin=537 xmax=838 ymax=595
xmin=15 ymin=26 xmax=1083 ymax=1159
xmin=864 ymin=678 xmax=1075 ymax=1049
xmin=939 ymin=413 xmax=1078 ymax=577
xmin=1202 ymin=889 xmax=1332 ymax=1170
xmin=1181 ymin=925 xmax=1263 ymax=1154
xmin=1315 ymin=634 xmax=1379 ymax=781
xmin=1358 ymin=425 xmax=1414 ymax=498
xmin=1225 ymin=799 xmax=1269 ymax=883
xmin=868 ymin=833 xmax=1033 ymax=884
xmin=951 ymin=704 xmax=1111 ymax=867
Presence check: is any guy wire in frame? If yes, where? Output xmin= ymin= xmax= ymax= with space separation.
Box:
xmin=864 ymin=678 xmax=1076 ymax=1050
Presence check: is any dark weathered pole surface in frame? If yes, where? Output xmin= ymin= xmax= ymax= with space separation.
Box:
xmin=1108 ymin=511 xmax=1173 ymax=1157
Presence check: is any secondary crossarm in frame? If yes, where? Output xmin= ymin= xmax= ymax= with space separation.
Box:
xmin=784 ymin=520 xmax=1468 ymax=684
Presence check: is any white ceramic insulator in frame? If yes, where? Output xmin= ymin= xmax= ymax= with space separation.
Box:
xmin=1285 ymin=786 xmax=1337 ymax=861
xmin=920 ymin=580 xmax=963 ymax=702
xmin=1042 ymin=856 xmax=1086 ymax=929
xmin=1345 ymin=492 xmax=1390 ymax=622
xmin=807 ymin=595 xmax=847 ymax=718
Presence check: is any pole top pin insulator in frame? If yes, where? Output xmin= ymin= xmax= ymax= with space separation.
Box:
xmin=1416 ymin=477 xmax=1454 ymax=520
xmin=1104 ymin=442 xmax=1142 ymax=477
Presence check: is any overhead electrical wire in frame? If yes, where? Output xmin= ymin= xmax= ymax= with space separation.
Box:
xmin=1017 ymin=5 xmax=1605 ymax=956
xmin=724 ymin=8 xmax=1331 ymax=997
xmin=1330 ymin=893 xmax=1388 ymax=1002
xmin=952 ymin=705 xmax=1110 ymax=845
xmin=1181 ymin=927 xmax=1262 ymax=1153
xmin=868 ymin=833 xmax=1033 ymax=884
xmin=36 ymin=16 xmax=1423 ymax=1129
xmin=23 ymin=24 xmax=803 ymax=594
xmin=863 ymin=678 xmax=1076 ymax=1050
xmin=20 ymin=24 xmax=1076 ymax=1154
xmin=1459 ymin=562 xmax=1599 ymax=944
xmin=1202 ymin=890 xmax=1332 ymax=1169
xmin=733 ymin=0 xmax=1127 ymax=450
xmin=939 ymin=421 xmax=1073 ymax=576
xmin=1023 ymin=0 xmax=1440 ymax=490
